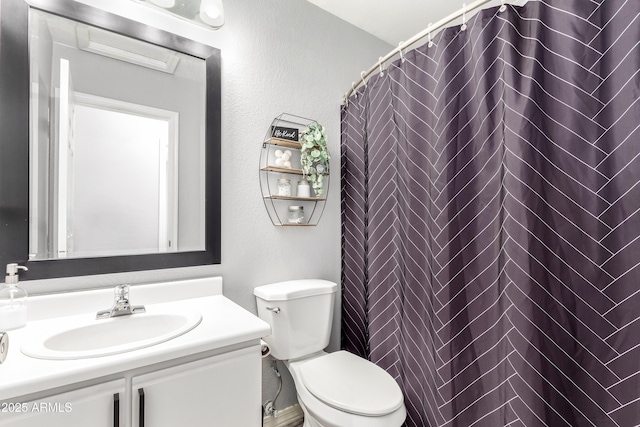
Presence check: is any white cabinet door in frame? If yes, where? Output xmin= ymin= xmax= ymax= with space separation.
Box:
xmin=131 ymin=345 xmax=261 ymax=427
xmin=0 ymin=379 xmax=125 ymax=427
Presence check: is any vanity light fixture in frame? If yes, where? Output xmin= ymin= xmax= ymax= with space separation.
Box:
xmin=135 ymin=0 xmax=224 ymax=29
xmin=199 ymin=0 xmax=224 ymax=28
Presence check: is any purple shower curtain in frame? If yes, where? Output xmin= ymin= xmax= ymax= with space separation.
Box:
xmin=341 ymin=1 xmax=640 ymax=426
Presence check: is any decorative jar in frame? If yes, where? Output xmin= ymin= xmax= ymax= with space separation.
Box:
xmin=287 ymin=206 xmax=304 ymax=224
xmin=297 ymin=179 xmax=311 ymax=198
xmin=277 ymin=178 xmax=291 ymax=197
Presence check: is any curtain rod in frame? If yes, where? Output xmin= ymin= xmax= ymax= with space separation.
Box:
xmin=344 ymin=0 xmax=503 ymax=101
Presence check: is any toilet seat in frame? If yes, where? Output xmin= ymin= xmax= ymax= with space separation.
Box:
xmin=299 ymin=351 xmax=404 ymax=416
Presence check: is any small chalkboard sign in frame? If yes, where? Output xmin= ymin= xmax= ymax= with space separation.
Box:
xmin=271 ymin=126 xmax=299 ymax=142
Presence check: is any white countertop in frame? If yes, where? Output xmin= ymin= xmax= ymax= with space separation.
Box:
xmin=0 ymin=277 xmax=271 ymax=401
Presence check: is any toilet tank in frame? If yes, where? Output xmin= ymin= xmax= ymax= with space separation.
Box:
xmin=254 ymin=279 xmax=338 ymax=360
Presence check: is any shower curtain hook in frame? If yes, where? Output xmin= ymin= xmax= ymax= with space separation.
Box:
xmin=352 ymin=82 xmax=358 ymax=98
xmin=461 ymin=3 xmax=468 ymax=31
xmin=361 ymin=71 xmax=368 ymax=87
xmin=499 ymin=0 xmax=507 ymax=13
xmin=379 ymin=57 xmax=385 ymax=76
xmin=398 ymin=42 xmax=405 ymax=63
xmin=428 ymin=22 xmax=434 ymax=48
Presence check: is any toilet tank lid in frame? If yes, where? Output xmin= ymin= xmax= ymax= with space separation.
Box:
xmin=254 ymin=279 xmax=337 ymax=301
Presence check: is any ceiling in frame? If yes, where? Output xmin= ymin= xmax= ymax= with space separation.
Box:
xmin=305 ymin=0 xmax=529 ymax=46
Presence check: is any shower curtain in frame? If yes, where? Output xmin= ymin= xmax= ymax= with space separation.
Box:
xmin=341 ymin=1 xmax=640 ymax=426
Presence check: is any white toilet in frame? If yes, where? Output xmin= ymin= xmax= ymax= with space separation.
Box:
xmin=254 ymin=279 xmax=407 ymax=427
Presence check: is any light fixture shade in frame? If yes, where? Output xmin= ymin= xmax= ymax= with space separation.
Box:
xmin=199 ymin=0 xmax=224 ymax=28
xmin=149 ymin=0 xmax=175 ymax=8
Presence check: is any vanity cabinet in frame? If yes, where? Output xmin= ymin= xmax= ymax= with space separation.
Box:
xmin=259 ymin=113 xmax=329 ymax=226
xmin=131 ymin=347 xmax=260 ymax=427
xmin=0 ymin=379 xmax=125 ymax=427
xmin=0 ymin=346 xmax=261 ymax=427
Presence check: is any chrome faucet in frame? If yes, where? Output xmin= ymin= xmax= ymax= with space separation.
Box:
xmin=96 ymin=285 xmax=146 ymax=319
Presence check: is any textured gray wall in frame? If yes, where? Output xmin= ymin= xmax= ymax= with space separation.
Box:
xmin=23 ymin=0 xmax=390 ymax=412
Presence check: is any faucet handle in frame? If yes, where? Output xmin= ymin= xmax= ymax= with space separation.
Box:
xmin=114 ymin=284 xmax=130 ymax=296
xmin=96 ymin=284 xmax=144 ymax=319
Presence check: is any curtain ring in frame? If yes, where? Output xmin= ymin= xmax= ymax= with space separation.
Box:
xmin=428 ymin=22 xmax=434 ymax=48
xmin=461 ymin=3 xmax=468 ymax=31
xmin=360 ymin=71 xmax=368 ymax=87
xmin=352 ymin=82 xmax=358 ymax=98
xmin=398 ymin=42 xmax=405 ymax=63
xmin=379 ymin=57 xmax=385 ymax=76
xmin=499 ymin=0 xmax=507 ymax=13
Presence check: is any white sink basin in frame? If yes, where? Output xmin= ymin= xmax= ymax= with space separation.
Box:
xmin=21 ymin=311 xmax=202 ymax=360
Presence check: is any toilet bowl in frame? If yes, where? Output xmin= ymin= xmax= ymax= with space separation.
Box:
xmin=286 ymin=351 xmax=406 ymax=427
xmin=254 ymin=279 xmax=407 ymax=427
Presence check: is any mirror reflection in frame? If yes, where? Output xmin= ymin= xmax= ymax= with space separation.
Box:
xmin=29 ymin=9 xmax=206 ymax=260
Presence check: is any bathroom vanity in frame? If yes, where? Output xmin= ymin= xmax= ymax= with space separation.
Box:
xmin=0 ymin=277 xmax=270 ymax=427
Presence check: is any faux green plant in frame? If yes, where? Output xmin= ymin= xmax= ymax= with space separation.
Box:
xmin=300 ymin=123 xmax=330 ymax=197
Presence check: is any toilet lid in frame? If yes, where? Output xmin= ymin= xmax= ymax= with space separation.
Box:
xmin=299 ymin=351 xmax=404 ymax=416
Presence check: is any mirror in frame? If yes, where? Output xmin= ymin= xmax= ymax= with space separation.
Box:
xmin=29 ymin=8 xmax=207 ymax=260
xmin=0 ymin=0 xmax=221 ymax=280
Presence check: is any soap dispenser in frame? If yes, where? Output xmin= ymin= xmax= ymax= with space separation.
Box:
xmin=0 ymin=264 xmax=28 ymax=330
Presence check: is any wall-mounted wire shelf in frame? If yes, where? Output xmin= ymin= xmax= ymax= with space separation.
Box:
xmin=259 ymin=113 xmax=329 ymax=226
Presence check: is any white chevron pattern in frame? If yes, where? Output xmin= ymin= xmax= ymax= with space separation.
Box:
xmin=341 ymin=1 xmax=640 ymax=426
